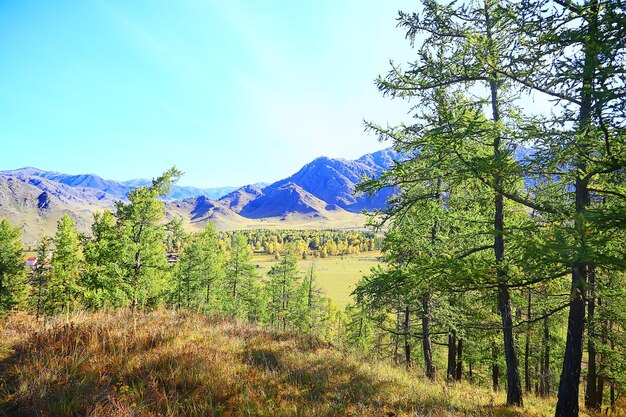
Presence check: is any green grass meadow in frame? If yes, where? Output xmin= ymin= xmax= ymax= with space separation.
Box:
xmin=253 ymin=252 xmax=382 ymax=309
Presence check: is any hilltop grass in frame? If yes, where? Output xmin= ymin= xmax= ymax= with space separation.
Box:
xmin=254 ymin=252 xmax=382 ymax=309
xmin=0 ymin=310 xmax=614 ymax=417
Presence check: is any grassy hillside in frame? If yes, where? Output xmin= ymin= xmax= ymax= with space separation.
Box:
xmin=254 ymin=252 xmax=382 ymax=309
xmin=0 ymin=310 xmax=609 ymax=417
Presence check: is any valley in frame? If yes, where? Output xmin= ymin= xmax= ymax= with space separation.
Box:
xmin=0 ymin=148 xmax=398 ymax=246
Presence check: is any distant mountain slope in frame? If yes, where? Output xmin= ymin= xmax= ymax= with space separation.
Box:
xmin=218 ymin=185 xmax=265 ymax=213
xmin=121 ymin=179 xmax=239 ymax=201
xmin=240 ymin=183 xmax=337 ymax=219
xmin=257 ymin=148 xmax=400 ymax=213
xmin=0 ymin=168 xmax=239 ymax=201
xmin=165 ymin=147 xmax=400 ymax=224
xmin=357 ymin=148 xmax=404 ymax=170
xmin=0 ymin=148 xmax=401 ymax=240
xmin=2 ymin=168 xmax=129 ymax=200
xmin=0 ymin=177 xmax=99 ymax=245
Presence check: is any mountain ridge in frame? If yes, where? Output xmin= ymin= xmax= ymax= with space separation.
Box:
xmin=0 ymin=148 xmax=400 ymax=244
xmin=1 ymin=168 xmax=242 ymax=202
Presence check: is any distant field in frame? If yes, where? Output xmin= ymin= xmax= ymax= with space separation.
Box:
xmin=253 ymin=251 xmax=382 ymax=309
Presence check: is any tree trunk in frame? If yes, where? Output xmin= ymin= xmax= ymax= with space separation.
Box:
xmin=609 ymin=321 xmax=615 ymax=411
xmin=585 ymin=264 xmax=599 ymax=410
xmin=36 ymin=274 xmax=44 ymax=319
xmin=422 ymin=292 xmax=436 ymax=380
xmin=539 ymin=312 xmax=550 ymax=397
xmin=596 ymin=376 xmax=604 ymax=410
xmin=186 ymin=270 xmax=191 ymax=309
xmin=456 ymin=338 xmax=463 ymax=381
xmin=498 ymin=283 xmax=524 ymax=406
xmin=393 ymin=308 xmax=400 ymax=365
xmin=233 ymin=247 xmax=239 ymax=300
xmin=484 ymin=0 xmax=523 ymax=405
xmin=282 ymin=259 xmax=287 ymax=331
xmin=177 ymin=276 xmax=181 ymax=310
xmin=525 ymin=288 xmax=532 ymax=392
xmin=555 ymin=1 xmax=597 ymax=415
xmin=447 ymin=329 xmax=457 ymax=382
xmin=492 ymin=343 xmax=500 ymax=391
xmin=308 ymin=266 xmax=315 ymax=330
xmin=132 ymin=248 xmax=141 ymax=313
xmin=597 ymin=297 xmax=607 ymax=409
xmin=404 ymin=305 xmax=411 ymax=369
xmin=555 ymin=265 xmax=587 ymax=417
xmin=535 ymin=358 xmax=540 ymax=395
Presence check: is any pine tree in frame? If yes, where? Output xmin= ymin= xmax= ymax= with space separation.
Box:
xmin=297 ymin=260 xmax=327 ymax=334
xmin=82 ymin=210 xmax=121 ymax=308
xmin=48 ymin=214 xmax=84 ymax=315
xmin=113 ymin=167 xmax=182 ymax=311
xmin=173 ymin=222 xmax=224 ymax=311
xmin=33 ymin=236 xmax=52 ymax=319
xmin=266 ymin=248 xmax=299 ymax=330
xmin=0 ymin=218 xmax=28 ymax=314
xmin=498 ymin=2 xmax=626 ymax=414
xmin=223 ymin=232 xmax=258 ymax=319
xmin=360 ymin=0 xmax=531 ymax=404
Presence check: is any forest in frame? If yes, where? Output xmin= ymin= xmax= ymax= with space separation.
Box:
xmin=350 ymin=0 xmax=626 ymax=416
xmin=0 ymin=0 xmax=625 ymax=416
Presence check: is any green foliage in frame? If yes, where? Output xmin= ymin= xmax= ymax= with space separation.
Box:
xmin=47 ymin=214 xmax=84 ymax=315
xmin=82 ymin=210 xmax=124 ymax=309
xmin=266 ymin=248 xmax=300 ymax=329
xmin=0 ymin=219 xmax=28 ymax=314
xmin=224 ymin=229 xmax=382 ymax=258
xmin=353 ymin=0 xmax=626 ymax=411
xmin=32 ymin=236 xmax=52 ymax=318
xmin=223 ymin=232 xmax=259 ymax=319
xmin=172 ymin=223 xmax=225 ymax=311
xmin=111 ymin=167 xmax=182 ymax=310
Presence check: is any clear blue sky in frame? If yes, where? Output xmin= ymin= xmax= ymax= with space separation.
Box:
xmin=0 ymin=0 xmax=416 ymax=187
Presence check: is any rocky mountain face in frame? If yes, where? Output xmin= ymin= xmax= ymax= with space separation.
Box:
xmin=175 ymin=147 xmax=400 ymax=226
xmin=0 ymin=148 xmax=400 ymax=243
xmin=218 ymin=185 xmax=265 ymax=213
xmin=264 ymin=149 xmax=400 ymax=212
xmin=0 ymin=177 xmax=103 ymax=245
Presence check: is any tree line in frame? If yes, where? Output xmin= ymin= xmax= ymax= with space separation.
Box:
xmin=221 ymin=229 xmax=382 ymax=259
xmin=349 ymin=0 xmax=625 ymax=416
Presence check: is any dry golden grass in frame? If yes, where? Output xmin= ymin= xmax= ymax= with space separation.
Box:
xmin=0 ymin=310 xmax=613 ymax=416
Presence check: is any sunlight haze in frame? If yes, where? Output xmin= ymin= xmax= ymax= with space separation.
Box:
xmin=0 ymin=0 xmax=415 ymax=187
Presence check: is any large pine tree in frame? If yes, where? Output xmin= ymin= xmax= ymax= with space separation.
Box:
xmin=113 ymin=167 xmax=182 ymax=311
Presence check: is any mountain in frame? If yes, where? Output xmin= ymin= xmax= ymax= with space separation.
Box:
xmin=0 ymin=148 xmax=400 ymax=242
xmin=1 ymin=168 xmax=129 ymax=200
xmin=0 ymin=177 xmax=103 ymax=244
xmin=120 ymin=179 xmax=240 ymax=201
xmin=218 ymin=184 xmax=265 ymax=213
xmin=356 ymin=148 xmax=404 ymax=170
xmin=239 ymin=183 xmax=338 ymax=219
xmin=167 ymin=148 xmax=399 ymax=226
xmin=264 ymin=149 xmax=398 ymax=213
xmin=0 ymin=168 xmax=240 ymax=201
